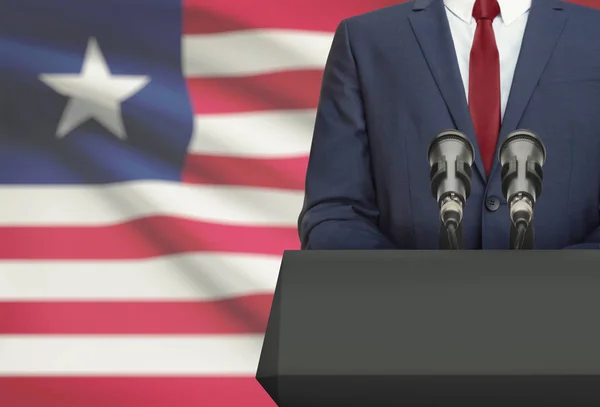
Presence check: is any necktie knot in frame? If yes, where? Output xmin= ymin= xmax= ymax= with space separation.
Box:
xmin=472 ymin=0 xmax=500 ymax=21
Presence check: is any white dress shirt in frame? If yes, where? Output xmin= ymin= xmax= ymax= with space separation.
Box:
xmin=444 ymin=0 xmax=531 ymax=120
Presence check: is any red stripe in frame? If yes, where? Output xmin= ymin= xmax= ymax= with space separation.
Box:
xmin=568 ymin=0 xmax=600 ymax=7
xmin=183 ymin=155 xmax=307 ymax=190
xmin=182 ymin=0 xmax=600 ymax=36
xmin=186 ymin=71 xmax=322 ymax=114
xmin=0 ymin=217 xmax=298 ymax=259
xmin=0 ymin=377 xmax=275 ymax=407
xmin=183 ymin=0 xmax=402 ymax=34
xmin=0 ymin=295 xmax=272 ymax=334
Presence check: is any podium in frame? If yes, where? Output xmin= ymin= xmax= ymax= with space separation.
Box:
xmin=256 ymin=250 xmax=600 ymax=406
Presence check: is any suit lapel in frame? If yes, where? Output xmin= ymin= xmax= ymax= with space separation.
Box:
xmin=409 ymin=0 xmax=486 ymax=181
xmin=490 ymin=0 xmax=568 ymax=179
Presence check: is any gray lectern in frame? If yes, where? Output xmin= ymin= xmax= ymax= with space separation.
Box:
xmin=256 ymin=250 xmax=600 ymax=406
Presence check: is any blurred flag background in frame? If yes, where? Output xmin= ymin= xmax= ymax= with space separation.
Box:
xmin=0 ymin=0 xmax=597 ymax=406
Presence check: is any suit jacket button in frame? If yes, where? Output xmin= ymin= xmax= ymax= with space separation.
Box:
xmin=485 ymin=195 xmax=500 ymax=212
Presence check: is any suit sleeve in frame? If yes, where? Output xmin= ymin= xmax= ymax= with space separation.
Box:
xmin=297 ymin=20 xmax=395 ymax=250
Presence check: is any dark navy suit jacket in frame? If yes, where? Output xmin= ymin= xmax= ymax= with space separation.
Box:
xmin=299 ymin=0 xmax=600 ymax=250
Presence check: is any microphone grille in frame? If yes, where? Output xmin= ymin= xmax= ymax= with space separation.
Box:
xmin=427 ymin=130 xmax=474 ymax=158
xmin=498 ymin=129 xmax=546 ymax=161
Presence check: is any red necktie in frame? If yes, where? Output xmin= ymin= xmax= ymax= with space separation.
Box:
xmin=469 ymin=0 xmax=501 ymax=176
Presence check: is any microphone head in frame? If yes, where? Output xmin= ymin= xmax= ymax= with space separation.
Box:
xmin=428 ymin=130 xmax=475 ymax=204
xmin=498 ymin=129 xmax=546 ymax=204
xmin=498 ymin=129 xmax=546 ymax=167
xmin=428 ymin=130 xmax=475 ymax=167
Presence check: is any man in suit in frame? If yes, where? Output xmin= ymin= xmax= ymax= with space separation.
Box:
xmin=298 ymin=0 xmax=600 ymax=250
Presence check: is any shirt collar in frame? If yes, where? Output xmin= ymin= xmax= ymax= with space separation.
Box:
xmin=444 ymin=0 xmax=532 ymax=26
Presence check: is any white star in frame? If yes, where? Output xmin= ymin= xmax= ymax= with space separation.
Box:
xmin=39 ymin=37 xmax=150 ymax=139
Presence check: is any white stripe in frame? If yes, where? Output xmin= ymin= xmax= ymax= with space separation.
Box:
xmin=0 ymin=181 xmax=303 ymax=226
xmin=183 ymin=29 xmax=332 ymax=77
xmin=0 ymin=335 xmax=262 ymax=376
xmin=190 ymin=110 xmax=315 ymax=157
xmin=0 ymin=253 xmax=279 ymax=300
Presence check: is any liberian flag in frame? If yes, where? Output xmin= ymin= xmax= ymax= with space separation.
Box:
xmin=0 ymin=0 xmax=596 ymax=406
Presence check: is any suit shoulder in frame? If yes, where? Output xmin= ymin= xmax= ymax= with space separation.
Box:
xmin=562 ymin=0 xmax=600 ymax=19
xmin=561 ymin=0 xmax=600 ymax=39
xmin=343 ymin=1 xmax=415 ymax=29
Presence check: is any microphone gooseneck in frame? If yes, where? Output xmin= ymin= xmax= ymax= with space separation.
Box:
xmin=445 ymin=222 xmax=460 ymax=250
xmin=428 ymin=130 xmax=475 ymax=250
xmin=497 ymin=129 xmax=546 ymax=250
xmin=513 ymin=222 xmax=527 ymax=250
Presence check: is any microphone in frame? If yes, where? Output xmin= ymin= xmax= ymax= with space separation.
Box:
xmin=498 ymin=129 xmax=546 ymax=250
xmin=428 ymin=130 xmax=475 ymax=249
